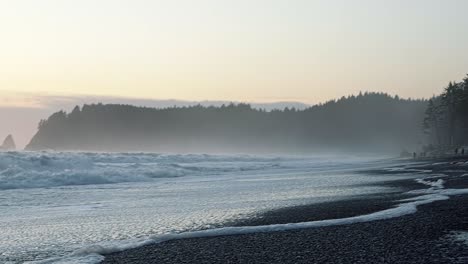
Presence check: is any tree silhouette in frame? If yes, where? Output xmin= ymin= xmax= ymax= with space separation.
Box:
xmin=423 ymin=74 xmax=468 ymax=148
xmin=26 ymin=93 xmax=428 ymax=153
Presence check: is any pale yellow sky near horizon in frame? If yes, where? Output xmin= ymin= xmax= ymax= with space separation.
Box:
xmin=1 ymin=0 xmax=468 ymax=107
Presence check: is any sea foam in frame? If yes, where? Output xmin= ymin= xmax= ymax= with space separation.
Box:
xmin=28 ymin=177 xmax=468 ymax=264
xmin=32 ymin=190 xmax=468 ymax=264
xmin=0 ymin=152 xmax=414 ymax=263
xmin=0 ymin=152 xmax=294 ymax=190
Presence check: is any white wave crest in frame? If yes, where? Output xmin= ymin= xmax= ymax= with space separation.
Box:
xmin=0 ymin=151 xmax=290 ymax=190
xmin=415 ymin=178 xmax=445 ymax=189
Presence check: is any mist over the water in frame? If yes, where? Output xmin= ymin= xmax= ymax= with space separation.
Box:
xmin=0 ymin=96 xmax=310 ymax=149
xmin=25 ymin=92 xmax=427 ymax=154
xmin=2 ymin=1 xmax=468 ymax=264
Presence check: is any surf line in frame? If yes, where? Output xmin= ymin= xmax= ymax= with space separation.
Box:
xmin=32 ymin=179 xmax=468 ymax=264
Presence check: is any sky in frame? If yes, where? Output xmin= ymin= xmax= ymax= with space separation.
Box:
xmin=1 ymin=0 xmax=468 ymax=147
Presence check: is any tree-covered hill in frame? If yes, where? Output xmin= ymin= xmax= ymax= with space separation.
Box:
xmin=423 ymin=74 xmax=468 ymax=150
xmin=26 ymin=92 xmax=427 ymax=153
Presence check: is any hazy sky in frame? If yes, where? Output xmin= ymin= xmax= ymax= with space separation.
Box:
xmin=0 ymin=0 xmax=468 ymax=105
xmin=1 ymin=0 xmax=468 ymax=108
xmin=1 ymin=0 xmax=468 ymax=148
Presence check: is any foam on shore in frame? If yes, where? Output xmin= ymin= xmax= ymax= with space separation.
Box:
xmin=451 ymin=231 xmax=468 ymax=246
xmin=28 ymin=178 xmax=468 ymax=264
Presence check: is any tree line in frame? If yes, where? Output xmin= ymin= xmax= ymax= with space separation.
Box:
xmin=26 ymin=92 xmax=427 ymax=153
xmin=423 ymin=74 xmax=468 ymax=150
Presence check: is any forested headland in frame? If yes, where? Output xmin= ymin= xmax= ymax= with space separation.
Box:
xmin=423 ymin=74 xmax=468 ymax=153
xmin=26 ymin=92 xmax=427 ymax=153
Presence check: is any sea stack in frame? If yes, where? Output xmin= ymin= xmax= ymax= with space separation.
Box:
xmin=0 ymin=134 xmax=16 ymax=150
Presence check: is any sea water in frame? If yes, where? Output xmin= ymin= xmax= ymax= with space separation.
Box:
xmin=0 ymin=151 xmax=416 ymax=263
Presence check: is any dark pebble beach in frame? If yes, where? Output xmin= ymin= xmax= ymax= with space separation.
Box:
xmin=102 ymin=158 xmax=468 ymax=264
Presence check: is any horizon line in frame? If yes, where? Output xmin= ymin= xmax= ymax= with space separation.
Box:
xmin=0 ymin=90 xmax=430 ymax=110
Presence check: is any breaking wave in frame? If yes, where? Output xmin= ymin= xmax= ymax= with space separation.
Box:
xmin=0 ymin=151 xmax=294 ymax=190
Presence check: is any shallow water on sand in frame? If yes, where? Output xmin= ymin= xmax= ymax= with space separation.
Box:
xmin=0 ymin=152 xmax=416 ymax=263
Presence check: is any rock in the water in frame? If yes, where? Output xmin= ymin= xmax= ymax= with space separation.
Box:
xmin=1 ymin=134 xmax=16 ymax=150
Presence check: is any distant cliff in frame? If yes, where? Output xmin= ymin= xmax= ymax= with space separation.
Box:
xmin=26 ymin=93 xmax=428 ymax=153
xmin=0 ymin=135 xmax=16 ymax=150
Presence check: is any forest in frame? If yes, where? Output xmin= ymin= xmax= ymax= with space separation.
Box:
xmin=26 ymin=92 xmax=427 ymax=154
xmin=423 ymin=74 xmax=468 ymax=152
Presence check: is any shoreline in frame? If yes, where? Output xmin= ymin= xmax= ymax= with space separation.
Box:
xmin=102 ymin=157 xmax=468 ymax=263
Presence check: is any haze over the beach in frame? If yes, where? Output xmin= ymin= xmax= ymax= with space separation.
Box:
xmin=1 ymin=0 xmax=468 ymax=148
xmin=3 ymin=2 xmax=468 ymax=263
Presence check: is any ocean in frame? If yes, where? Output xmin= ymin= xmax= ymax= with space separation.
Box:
xmin=0 ymin=151 xmax=417 ymax=263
